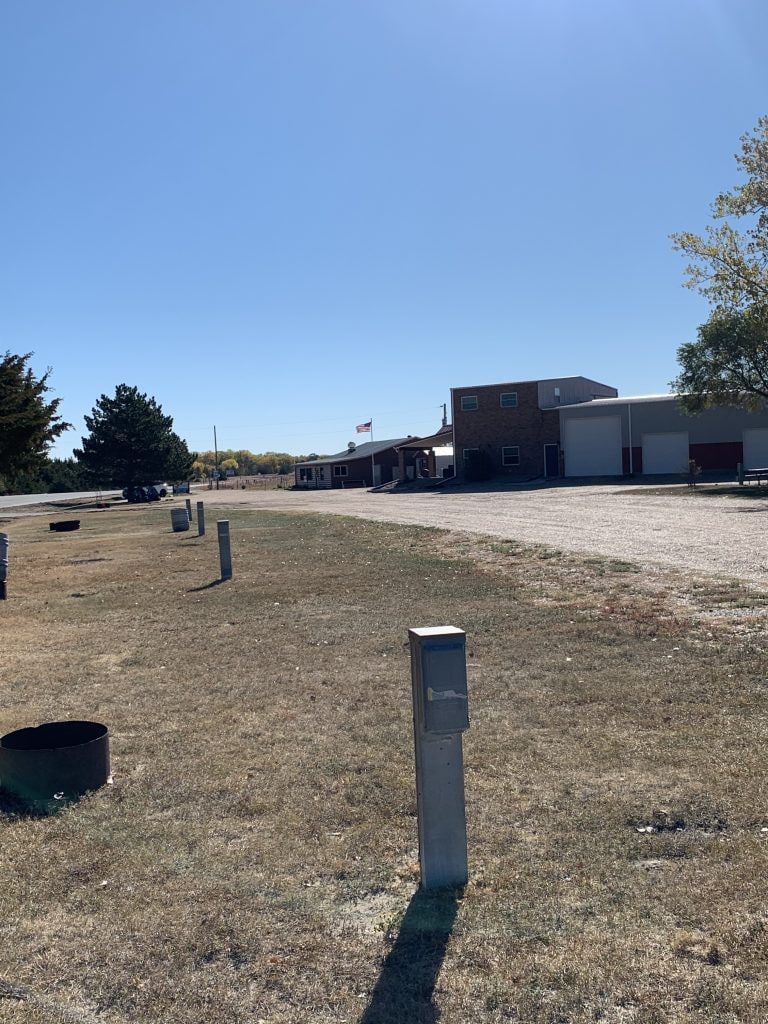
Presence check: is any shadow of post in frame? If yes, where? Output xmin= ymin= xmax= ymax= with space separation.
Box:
xmin=359 ymin=886 xmax=461 ymax=1024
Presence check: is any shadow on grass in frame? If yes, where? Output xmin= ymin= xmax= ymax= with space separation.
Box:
xmin=0 ymin=788 xmax=59 ymax=820
xmin=187 ymin=579 xmax=225 ymax=592
xmin=688 ymin=486 xmax=768 ymax=499
xmin=360 ymin=887 xmax=461 ymax=1024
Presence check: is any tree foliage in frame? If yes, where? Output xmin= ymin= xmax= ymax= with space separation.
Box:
xmin=671 ymin=117 xmax=768 ymax=412
xmin=0 ymin=352 xmax=70 ymax=492
xmin=194 ymin=449 xmax=312 ymax=476
xmin=673 ymin=306 xmax=768 ymax=413
xmin=74 ymin=385 xmax=195 ymax=488
xmin=671 ymin=116 xmax=768 ymax=311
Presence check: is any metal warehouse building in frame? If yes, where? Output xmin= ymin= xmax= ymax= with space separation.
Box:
xmin=559 ymin=395 xmax=768 ymax=477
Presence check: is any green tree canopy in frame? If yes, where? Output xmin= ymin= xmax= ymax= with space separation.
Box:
xmin=673 ymin=306 xmax=768 ymax=413
xmin=671 ymin=117 xmax=768 ymax=412
xmin=0 ymin=352 xmax=70 ymax=492
xmin=74 ymin=385 xmax=195 ymax=488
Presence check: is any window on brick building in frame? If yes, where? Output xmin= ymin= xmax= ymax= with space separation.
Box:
xmin=502 ymin=446 xmax=520 ymax=466
xmin=460 ymin=395 xmax=478 ymax=411
xmin=463 ymin=448 xmax=480 ymax=461
xmin=500 ymin=392 xmax=518 ymax=408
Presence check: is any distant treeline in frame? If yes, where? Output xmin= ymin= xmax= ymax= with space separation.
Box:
xmin=193 ymin=450 xmax=327 ymax=477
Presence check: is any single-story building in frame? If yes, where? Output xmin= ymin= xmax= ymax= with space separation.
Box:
xmin=559 ymin=394 xmax=768 ymax=476
xmin=294 ymin=438 xmax=410 ymax=489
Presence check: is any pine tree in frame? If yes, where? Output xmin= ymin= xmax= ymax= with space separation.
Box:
xmin=74 ymin=385 xmax=195 ymax=487
xmin=0 ymin=352 xmax=69 ymax=492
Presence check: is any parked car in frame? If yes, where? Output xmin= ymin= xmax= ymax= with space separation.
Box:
xmin=123 ymin=485 xmax=163 ymax=503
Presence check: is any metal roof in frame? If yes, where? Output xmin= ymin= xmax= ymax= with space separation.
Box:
xmin=451 ymin=375 xmax=616 ymax=392
xmin=295 ymin=438 xmax=411 ymax=467
xmin=557 ymin=394 xmax=679 ymax=409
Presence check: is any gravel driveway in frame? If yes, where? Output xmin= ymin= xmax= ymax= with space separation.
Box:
xmin=195 ymin=483 xmax=768 ymax=586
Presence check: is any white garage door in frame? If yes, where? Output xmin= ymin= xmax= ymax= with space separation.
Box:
xmin=563 ymin=416 xmax=622 ymax=477
xmin=642 ymin=432 xmax=689 ymax=474
xmin=743 ymin=428 xmax=768 ymax=468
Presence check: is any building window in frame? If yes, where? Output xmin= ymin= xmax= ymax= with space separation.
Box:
xmin=460 ymin=395 xmax=478 ymax=411
xmin=299 ymin=467 xmax=313 ymax=481
xmin=333 ymin=465 xmax=348 ymax=477
xmin=463 ymin=448 xmax=480 ymax=462
xmin=500 ymin=392 xmax=518 ymax=408
xmin=502 ymin=446 xmax=520 ymax=466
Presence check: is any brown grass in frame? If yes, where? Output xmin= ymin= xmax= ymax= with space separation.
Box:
xmin=1 ymin=502 xmax=767 ymax=1023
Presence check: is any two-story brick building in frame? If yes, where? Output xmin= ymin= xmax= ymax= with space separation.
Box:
xmin=451 ymin=376 xmax=618 ymax=479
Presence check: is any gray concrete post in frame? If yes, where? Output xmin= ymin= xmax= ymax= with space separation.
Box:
xmin=0 ymin=532 xmax=8 ymax=600
xmin=197 ymin=501 xmax=205 ymax=536
xmin=185 ymin=498 xmax=193 ymax=521
xmin=409 ymin=626 xmax=469 ymax=889
xmin=217 ymin=520 xmax=232 ymax=581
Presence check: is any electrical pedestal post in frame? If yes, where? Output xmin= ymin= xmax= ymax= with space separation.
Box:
xmin=217 ymin=520 xmax=232 ymax=581
xmin=408 ymin=626 xmax=470 ymax=890
xmin=185 ymin=498 xmax=193 ymax=522
xmin=197 ymin=502 xmax=205 ymax=537
xmin=0 ymin=532 xmax=8 ymax=600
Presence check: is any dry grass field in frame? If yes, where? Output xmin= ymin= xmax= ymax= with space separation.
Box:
xmin=1 ymin=500 xmax=767 ymax=1023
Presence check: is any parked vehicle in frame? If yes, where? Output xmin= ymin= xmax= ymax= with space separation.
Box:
xmin=123 ymin=485 xmax=163 ymax=503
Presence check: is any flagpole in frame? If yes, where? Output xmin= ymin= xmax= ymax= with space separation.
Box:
xmin=370 ymin=418 xmax=375 ymax=487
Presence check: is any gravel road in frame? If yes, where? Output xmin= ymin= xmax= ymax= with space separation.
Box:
xmin=193 ymin=483 xmax=768 ymax=586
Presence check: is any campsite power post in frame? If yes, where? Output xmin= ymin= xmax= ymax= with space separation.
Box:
xmin=408 ymin=626 xmax=470 ymax=889
xmin=217 ymin=520 xmax=232 ymax=581
xmin=0 ymin=533 xmax=8 ymax=600
xmin=197 ymin=501 xmax=205 ymax=537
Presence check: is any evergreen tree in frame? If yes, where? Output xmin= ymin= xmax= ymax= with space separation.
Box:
xmin=75 ymin=385 xmax=195 ymax=487
xmin=0 ymin=352 xmax=69 ymax=493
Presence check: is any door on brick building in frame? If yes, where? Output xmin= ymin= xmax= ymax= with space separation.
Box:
xmin=544 ymin=444 xmax=560 ymax=478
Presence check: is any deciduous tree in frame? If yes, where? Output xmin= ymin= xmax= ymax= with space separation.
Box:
xmin=671 ymin=117 xmax=768 ymax=412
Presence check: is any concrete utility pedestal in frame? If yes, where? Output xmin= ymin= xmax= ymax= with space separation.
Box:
xmin=409 ymin=626 xmax=470 ymax=889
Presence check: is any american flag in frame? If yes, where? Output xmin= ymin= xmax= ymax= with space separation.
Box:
xmin=356 ymin=421 xmax=372 ymax=433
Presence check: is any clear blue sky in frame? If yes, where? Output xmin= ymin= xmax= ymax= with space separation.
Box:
xmin=2 ymin=1 xmax=767 ymax=458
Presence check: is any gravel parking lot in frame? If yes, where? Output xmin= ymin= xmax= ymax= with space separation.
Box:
xmin=196 ymin=482 xmax=768 ymax=587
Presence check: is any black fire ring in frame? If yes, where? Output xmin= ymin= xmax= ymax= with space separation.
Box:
xmin=0 ymin=720 xmax=110 ymax=811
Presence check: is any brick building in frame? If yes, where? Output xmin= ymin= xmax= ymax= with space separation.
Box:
xmin=294 ymin=438 xmax=409 ymax=489
xmin=451 ymin=376 xmax=617 ymax=479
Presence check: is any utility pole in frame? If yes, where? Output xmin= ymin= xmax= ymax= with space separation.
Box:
xmin=441 ymin=403 xmax=448 ymax=428
xmin=214 ymin=424 xmax=219 ymax=490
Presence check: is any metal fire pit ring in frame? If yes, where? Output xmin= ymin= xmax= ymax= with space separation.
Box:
xmin=0 ymin=720 xmax=110 ymax=812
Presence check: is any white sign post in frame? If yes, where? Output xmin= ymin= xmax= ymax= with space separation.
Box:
xmin=408 ymin=626 xmax=470 ymax=889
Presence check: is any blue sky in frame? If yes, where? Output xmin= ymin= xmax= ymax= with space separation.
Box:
xmin=2 ymin=1 xmax=767 ymax=458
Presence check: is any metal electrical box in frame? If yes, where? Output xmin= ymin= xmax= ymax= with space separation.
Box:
xmin=410 ymin=627 xmax=469 ymax=735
